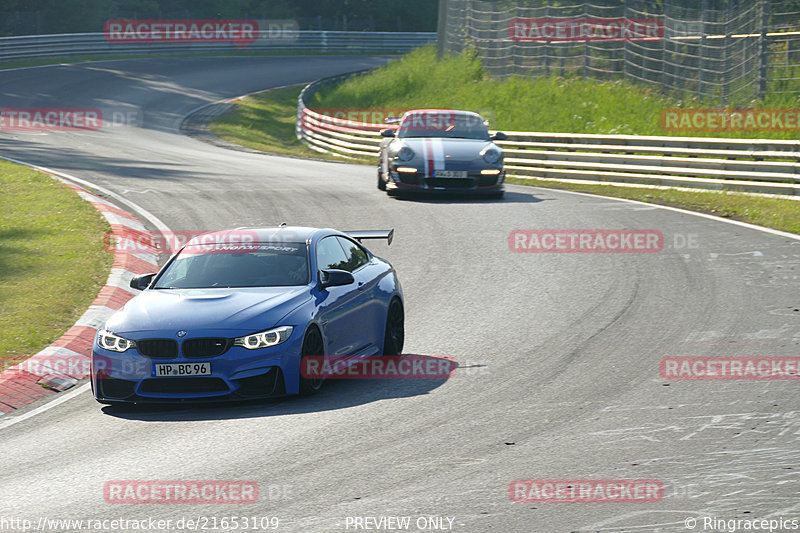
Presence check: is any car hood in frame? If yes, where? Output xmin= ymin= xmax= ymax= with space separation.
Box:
xmin=398 ymin=138 xmax=498 ymax=162
xmin=104 ymin=286 xmax=311 ymax=335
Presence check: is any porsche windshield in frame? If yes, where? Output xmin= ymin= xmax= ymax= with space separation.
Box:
xmin=397 ymin=112 xmax=490 ymax=140
xmin=153 ymin=242 xmax=309 ymax=288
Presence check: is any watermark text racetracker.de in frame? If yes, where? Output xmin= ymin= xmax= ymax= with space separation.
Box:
xmin=509 ymin=479 xmax=663 ymax=503
xmin=104 ymin=19 xmax=258 ymax=45
xmin=509 ymin=17 xmax=663 ymax=42
xmin=509 ymin=229 xmax=664 ymax=253
xmin=661 ymin=357 xmax=800 ymax=380
xmin=0 ymin=107 xmax=143 ymax=131
xmin=104 ymin=229 xmax=261 ymax=256
xmin=661 ymin=108 xmax=800 ymax=133
xmin=508 ymin=230 xmax=701 ymax=253
xmin=0 ymin=515 xmax=281 ymax=532
xmin=2 ymin=355 xmax=92 ymax=380
xmin=312 ymin=107 xmax=407 ymax=126
xmin=302 ymin=355 xmax=457 ymax=380
xmin=103 ymin=19 xmax=299 ymax=45
xmin=103 ymin=480 xmax=261 ymax=504
xmin=0 ymin=108 xmax=100 ymax=131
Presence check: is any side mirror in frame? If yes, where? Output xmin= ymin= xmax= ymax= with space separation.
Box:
xmin=380 ymin=129 xmax=396 ymax=138
xmin=491 ymin=131 xmax=508 ymax=141
xmin=319 ymin=269 xmax=355 ymax=289
xmin=130 ymin=273 xmax=156 ymax=291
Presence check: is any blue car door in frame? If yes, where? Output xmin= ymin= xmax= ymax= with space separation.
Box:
xmin=315 ymin=236 xmax=371 ymax=356
xmin=335 ymin=236 xmax=384 ymax=354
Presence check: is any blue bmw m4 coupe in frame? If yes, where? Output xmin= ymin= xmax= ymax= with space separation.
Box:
xmin=91 ymin=225 xmax=403 ymax=405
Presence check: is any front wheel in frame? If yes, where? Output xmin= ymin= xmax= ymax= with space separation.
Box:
xmin=299 ymin=327 xmax=325 ymax=396
xmin=382 ymin=299 xmax=404 ymax=355
xmin=377 ymin=168 xmax=386 ymax=190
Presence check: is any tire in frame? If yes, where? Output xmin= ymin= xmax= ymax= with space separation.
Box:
xmin=377 ymin=168 xmax=386 ymax=191
xmin=382 ymin=299 xmax=405 ymax=356
xmin=299 ymin=326 xmax=325 ymax=396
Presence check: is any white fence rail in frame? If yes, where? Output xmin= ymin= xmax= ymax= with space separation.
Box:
xmin=296 ymin=74 xmax=800 ymax=196
xmin=296 ymin=70 xmax=388 ymax=157
xmin=0 ymin=31 xmax=436 ymax=61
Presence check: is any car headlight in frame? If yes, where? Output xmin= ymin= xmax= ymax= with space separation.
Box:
xmin=483 ymin=148 xmax=501 ymax=165
xmin=396 ymin=146 xmax=415 ymax=162
xmin=97 ymin=329 xmax=136 ymax=352
xmin=234 ymin=326 xmax=294 ymax=350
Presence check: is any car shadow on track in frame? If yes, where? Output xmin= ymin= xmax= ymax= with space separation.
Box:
xmin=100 ymin=355 xmax=483 ymax=422
xmin=390 ymin=190 xmax=545 ymax=204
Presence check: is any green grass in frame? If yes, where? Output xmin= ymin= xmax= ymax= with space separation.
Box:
xmin=210 ymin=85 xmax=371 ymax=162
xmin=311 ymin=46 xmax=800 ymax=140
xmin=507 ymin=177 xmax=800 ymax=234
xmin=0 ymin=162 xmax=112 ymax=363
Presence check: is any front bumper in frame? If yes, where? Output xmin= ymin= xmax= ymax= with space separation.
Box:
xmin=91 ymin=330 xmax=305 ymax=403
xmin=387 ymin=168 xmax=504 ymax=195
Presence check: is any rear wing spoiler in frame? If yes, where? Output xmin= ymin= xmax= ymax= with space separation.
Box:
xmin=345 ymin=229 xmax=394 ymax=246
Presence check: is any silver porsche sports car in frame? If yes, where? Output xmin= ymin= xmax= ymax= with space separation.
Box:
xmin=377 ymin=109 xmax=507 ymax=198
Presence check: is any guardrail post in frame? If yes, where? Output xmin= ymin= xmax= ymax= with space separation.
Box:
xmin=543 ymin=4 xmax=550 ymax=76
xmin=661 ymin=0 xmax=670 ymax=92
xmin=622 ymin=0 xmax=628 ymax=82
xmin=757 ymin=0 xmax=769 ymax=99
xmin=511 ymin=4 xmax=520 ymax=77
xmin=722 ymin=1 xmax=732 ymax=105
xmin=722 ymin=34 xmax=731 ymax=105
xmin=437 ymin=0 xmax=448 ymax=59
xmin=698 ymin=0 xmax=708 ymax=99
xmin=583 ymin=42 xmax=589 ymax=78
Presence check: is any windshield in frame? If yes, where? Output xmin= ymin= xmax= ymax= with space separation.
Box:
xmin=398 ymin=112 xmax=490 ymax=140
xmin=153 ymin=242 xmax=309 ymax=288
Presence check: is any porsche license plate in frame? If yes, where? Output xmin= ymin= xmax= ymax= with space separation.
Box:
xmin=433 ymin=170 xmax=467 ymax=178
xmin=152 ymin=363 xmax=211 ymax=377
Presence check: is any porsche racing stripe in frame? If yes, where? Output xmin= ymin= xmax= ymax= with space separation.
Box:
xmin=423 ymin=138 xmax=446 ymax=177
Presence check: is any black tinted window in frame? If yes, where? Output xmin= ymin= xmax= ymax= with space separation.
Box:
xmin=154 ymin=243 xmax=309 ymax=288
xmin=398 ymin=112 xmax=490 ymax=140
xmin=316 ymin=236 xmax=349 ymax=270
xmin=336 ymin=237 xmax=369 ymax=272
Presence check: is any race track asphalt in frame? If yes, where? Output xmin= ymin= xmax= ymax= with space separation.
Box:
xmin=1 ymin=56 xmax=799 ymax=532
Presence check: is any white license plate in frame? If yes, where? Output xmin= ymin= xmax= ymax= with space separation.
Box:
xmin=152 ymin=363 xmax=212 ymax=377
xmin=433 ymin=170 xmax=467 ymax=178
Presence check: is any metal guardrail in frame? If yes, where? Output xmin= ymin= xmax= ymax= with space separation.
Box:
xmin=0 ymin=31 xmax=436 ymax=61
xmin=296 ymin=75 xmax=800 ymax=196
xmin=295 ymin=70 xmax=388 ymax=157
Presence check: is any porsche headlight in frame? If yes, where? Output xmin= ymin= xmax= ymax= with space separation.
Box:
xmin=234 ymin=326 xmax=294 ymax=350
xmin=483 ymin=148 xmax=501 ymax=165
xmin=97 ymin=329 xmax=136 ymax=352
xmin=396 ymin=146 xmax=415 ymax=162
